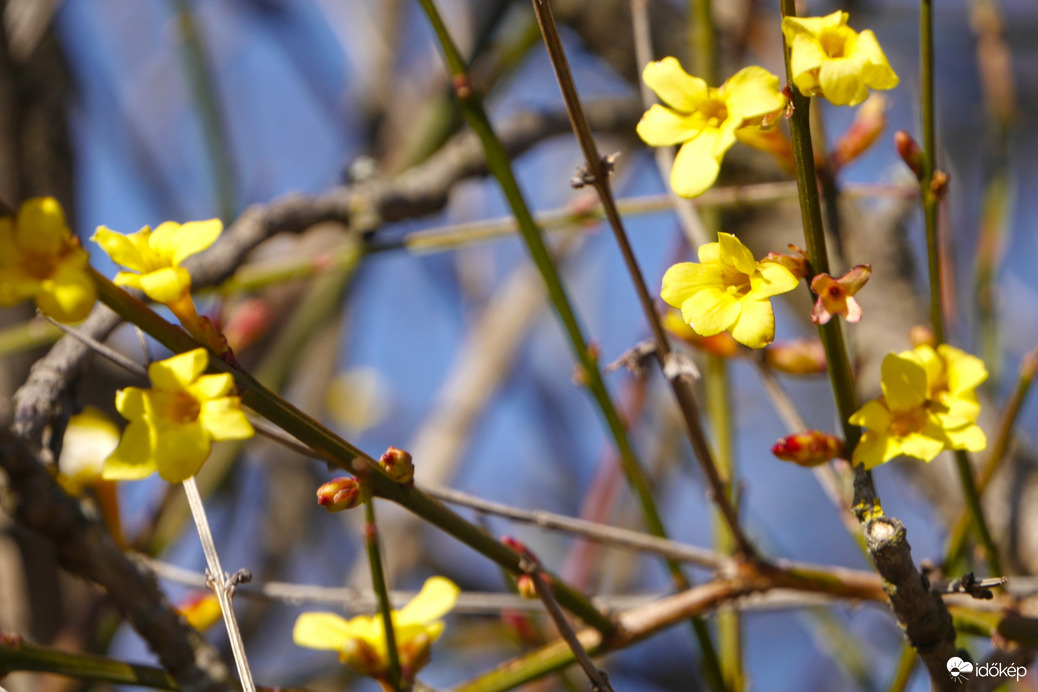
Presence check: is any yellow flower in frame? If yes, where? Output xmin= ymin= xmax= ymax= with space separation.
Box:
xmin=0 ymin=197 xmax=96 ymax=322
xmin=57 ymin=406 xmax=120 ymax=495
xmin=92 ymin=219 xmax=222 ymax=304
xmin=636 ymin=58 xmax=787 ymax=198
xmin=782 ymin=11 xmax=899 ymax=107
xmin=294 ymin=576 xmax=459 ymax=681
xmin=910 ymin=343 xmax=987 ymax=425
xmin=849 ymin=349 xmax=986 ymax=469
xmin=661 ymin=233 xmax=799 ymax=348
xmin=103 ymin=348 xmax=254 ymax=483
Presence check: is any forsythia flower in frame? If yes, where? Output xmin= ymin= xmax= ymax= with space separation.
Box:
xmin=637 ymin=58 xmax=787 ymax=197
xmin=103 ymin=348 xmax=254 ymax=483
xmin=294 ymin=576 xmax=459 ymax=682
xmin=0 ymin=197 xmax=96 ymax=322
xmin=92 ymin=219 xmax=222 ymax=304
xmin=849 ymin=346 xmax=986 ymax=469
xmin=57 ymin=407 xmax=120 ymax=495
xmin=661 ymin=233 xmax=799 ymax=348
xmin=782 ymin=11 xmax=899 ymax=106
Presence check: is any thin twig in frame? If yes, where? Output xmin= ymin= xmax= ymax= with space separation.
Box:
xmin=530 ymin=0 xmax=753 ymax=559
xmin=45 ymin=316 xmax=148 ymax=378
xmin=363 ymin=500 xmax=403 ymax=689
xmin=183 ymin=477 xmax=256 ymax=692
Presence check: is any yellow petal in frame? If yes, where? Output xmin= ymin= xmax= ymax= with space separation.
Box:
xmin=945 ymin=423 xmax=986 ymax=453
xmin=115 ymin=387 xmax=147 ymax=421
xmin=848 ymin=399 xmax=893 ymax=431
xmin=149 ymin=349 xmax=209 ymax=390
xmin=151 ymin=421 xmax=211 ymax=482
xmin=642 ymin=57 xmax=708 ymax=112
xmin=854 ymin=30 xmax=899 ymax=90
xmin=172 ymin=219 xmax=223 ymax=265
xmin=723 ymin=66 xmax=786 ymax=123
xmin=293 ymin=612 xmax=354 ymax=651
xmin=140 ymin=266 xmax=192 ymax=304
xmin=681 ymin=287 xmax=740 ymax=336
xmin=199 ymin=398 xmax=254 ymax=441
xmin=940 ymin=345 xmax=988 ymax=393
xmin=898 ymin=431 xmax=946 ymax=462
xmin=852 ymin=430 xmax=896 ymax=470
xmin=730 ymin=297 xmax=775 ymax=348
xmin=190 ymin=373 xmax=235 ymax=400
xmin=716 ymin=232 xmax=756 ymax=276
xmin=36 ymin=260 xmax=96 ymax=323
xmin=102 ymin=421 xmax=158 ymax=480
xmin=660 ymin=262 xmax=723 ymax=309
xmin=636 ymin=105 xmax=699 ymax=146
xmin=752 ymin=261 xmax=799 ymax=298
xmin=781 ymin=12 xmax=848 ymax=42
xmin=818 ymin=58 xmax=869 ymax=106
xmin=93 ymin=227 xmax=150 ymax=272
xmin=697 ymin=241 xmax=721 ymax=264
xmin=113 ymin=272 xmax=145 ymax=291
xmin=670 ymin=128 xmax=732 ymax=198
xmin=880 ymin=353 xmax=927 ymax=412
xmin=16 ymin=197 xmax=68 ymax=256
xmin=397 ymin=577 xmax=460 ymax=626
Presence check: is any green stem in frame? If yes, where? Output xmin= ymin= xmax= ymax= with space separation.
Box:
xmin=90 ymin=269 xmax=614 ymax=634
xmin=0 ymin=640 xmax=177 ymax=690
xmin=918 ymin=0 xmax=1000 ymax=576
xmin=689 ymin=0 xmax=715 ymax=85
xmin=365 ymin=500 xmax=403 ymax=690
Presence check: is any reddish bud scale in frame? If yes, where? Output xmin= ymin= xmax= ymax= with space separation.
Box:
xmin=316 ymin=476 xmax=369 ymax=512
xmin=772 ymin=430 xmax=844 ymax=467
xmin=379 ymin=446 xmax=414 ymax=484
xmin=894 ymin=130 xmax=925 ymax=180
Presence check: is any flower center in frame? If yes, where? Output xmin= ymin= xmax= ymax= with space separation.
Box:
xmin=699 ymin=97 xmax=728 ymax=129
xmin=721 ymin=266 xmax=752 ymax=298
xmin=168 ymin=391 xmax=201 ymax=425
xmin=22 ymin=251 xmax=57 ymax=280
xmin=820 ymin=29 xmax=849 ymax=58
xmin=888 ymin=406 xmax=927 ymax=438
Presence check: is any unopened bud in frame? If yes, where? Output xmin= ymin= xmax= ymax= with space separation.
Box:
xmin=316 ymin=476 xmax=369 ymax=512
xmin=832 ymin=95 xmax=887 ymax=171
xmin=763 ymin=339 xmax=827 ymax=375
xmin=930 ymin=170 xmax=950 ymax=198
xmin=177 ymin=592 xmax=222 ymax=632
xmin=379 ymin=446 xmax=414 ymax=484
xmin=517 ymin=574 xmax=539 ymax=599
xmin=764 ymin=244 xmax=811 ymax=281
xmin=909 ymin=325 xmax=936 ymax=348
xmin=894 ymin=131 xmax=925 ymax=180
xmin=772 ymin=430 xmax=843 ymax=467
xmin=663 ymin=312 xmax=740 ymax=358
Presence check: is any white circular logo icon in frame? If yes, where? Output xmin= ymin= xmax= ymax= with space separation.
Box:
xmin=947 ymin=657 xmax=974 ymax=683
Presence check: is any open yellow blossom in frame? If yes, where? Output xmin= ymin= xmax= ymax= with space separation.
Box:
xmin=849 ymin=350 xmax=986 ymax=469
xmin=103 ymin=348 xmax=253 ymax=483
xmin=92 ymin=219 xmax=222 ymax=304
xmin=0 ymin=197 xmax=96 ymax=322
xmin=782 ymin=11 xmax=899 ymax=106
xmin=637 ymin=58 xmax=787 ymax=197
xmin=909 ymin=343 xmax=987 ymax=427
xmin=661 ymin=233 xmax=799 ymax=349
xmin=294 ymin=576 xmax=459 ymax=682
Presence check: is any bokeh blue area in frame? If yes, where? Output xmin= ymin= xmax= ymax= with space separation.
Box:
xmin=49 ymin=0 xmax=1038 ymax=690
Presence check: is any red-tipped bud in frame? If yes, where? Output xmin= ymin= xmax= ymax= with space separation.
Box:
xmin=763 ymin=339 xmax=827 ymax=375
xmin=832 ymin=95 xmax=887 ymax=171
xmin=316 ymin=476 xmax=369 ymax=512
xmin=176 ymin=591 xmax=222 ymax=632
xmin=772 ymin=431 xmax=843 ymax=467
xmin=517 ymin=574 xmax=538 ymax=599
xmin=909 ymin=325 xmax=936 ymax=348
xmin=501 ymin=609 xmax=543 ymax=644
xmin=221 ymin=297 xmax=272 ymax=353
xmin=894 ymin=131 xmax=925 ymax=180
xmin=765 ymin=244 xmax=812 ymax=281
xmin=379 ymin=446 xmax=414 ymax=484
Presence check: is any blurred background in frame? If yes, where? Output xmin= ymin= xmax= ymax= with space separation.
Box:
xmin=1 ymin=0 xmax=1037 ymax=690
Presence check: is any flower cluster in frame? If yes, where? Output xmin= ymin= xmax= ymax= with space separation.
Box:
xmin=0 ymin=197 xmax=96 ymax=323
xmin=661 ymin=233 xmax=798 ymax=348
xmin=849 ymin=344 xmax=987 ymax=469
xmin=294 ymin=576 xmax=459 ymax=683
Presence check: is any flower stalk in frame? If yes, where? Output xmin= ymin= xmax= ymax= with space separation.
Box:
xmin=364 ymin=499 xmax=403 ymax=690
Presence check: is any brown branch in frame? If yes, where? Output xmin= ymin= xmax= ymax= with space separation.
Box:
xmin=0 ymin=428 xmax=233 ymax=692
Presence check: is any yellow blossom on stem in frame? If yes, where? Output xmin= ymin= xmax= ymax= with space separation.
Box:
xmin=294 ymin=576 xmax=459 ymax=683
xmin=810 ymin=263 xmax=871 ymax=324
xmin=782 ymin=11 xmax=899 ymax=106
xmin=102 ymin=348 xmax=254 ymax=483
xmin=661 ymin=233 xmax=798 ymax=348
xmin=637 ymin=58 xmax=787 ymax=197
xmin=92 ymin=219 xmax=221 ymax=304
xmin=0 ymin=197 xmax=96 ymax=323
xmin=911 ymin=343 xmax=988 ymax=424
xmin=849 ymin=349 xmax=986 ymax=469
